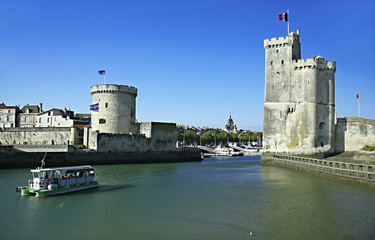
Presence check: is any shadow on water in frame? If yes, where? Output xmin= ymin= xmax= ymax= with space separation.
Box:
xmin=66 ymin=184 xmax=133 ymax=196
xmin=96 ymin=184 xmax=133 ymax=192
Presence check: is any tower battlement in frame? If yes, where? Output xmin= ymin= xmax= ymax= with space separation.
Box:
xmin=91 ymin=84 xmax=138 ymax=96
xmin=264 ymin=31 xmax=300 ymax=49
xmin=293 ymin=57 xmax=336 ymax=71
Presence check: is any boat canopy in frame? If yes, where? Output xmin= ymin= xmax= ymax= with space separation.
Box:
xmin=31 ymin=165 xmax=94 ymax=173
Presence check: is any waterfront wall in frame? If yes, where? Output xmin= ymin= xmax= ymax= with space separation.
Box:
xmin=0 ymin=127 xmax=77 ymax=146
xmin=0 ymin=147 xmax=202 ymax=168
xmin=335 ymin=117 xmax=375 ymax=152
xmin=262 ymin=152 xmax=375 ymax=185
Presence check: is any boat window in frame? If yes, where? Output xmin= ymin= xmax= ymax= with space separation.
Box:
xmin=89 ymin=170 xmax=95 ymax=177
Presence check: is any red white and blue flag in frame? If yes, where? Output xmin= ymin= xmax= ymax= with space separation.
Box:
xmin=98 ymin=70 xmax=106 ymax=75
xmin=279 ymin=12 xmax=288 ymax=22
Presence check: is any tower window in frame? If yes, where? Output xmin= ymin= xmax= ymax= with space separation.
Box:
xmin=276 ymin=49 xmax=279 ymax=53
xmin=105 ymin=103 xmax=108 ymax=108
xmin=99 ymin=119 xmax=106 ymax=124
xmin=281 ymin=60 xmax=284 ymax=64
xmin=270 ymin=61 xmax=273 ymax=65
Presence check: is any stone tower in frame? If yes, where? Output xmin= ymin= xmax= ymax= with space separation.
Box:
xmin=90 ymin=84 xmax=138 ymax=134
xmin=263 ymin=30 xmax=336 ymax=154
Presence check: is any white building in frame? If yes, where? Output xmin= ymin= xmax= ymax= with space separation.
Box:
xmin=36 ymin=108 xmax=75 ymax=127
xmin=0 ymin=105 xmax=21 ymax=129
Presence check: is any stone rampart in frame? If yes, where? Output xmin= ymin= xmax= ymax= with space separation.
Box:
xmin=262 ymin=153 xmax=375 ymax=186
xmin=335 ymin=117 xmax=375 ymax=152
xmin=0 ymin=127 xmax=76 ymax=146
xmin=96 ymin=133 xmax=150 ymax=152
xmin=0 ymin=147 xmax=202 ymax=168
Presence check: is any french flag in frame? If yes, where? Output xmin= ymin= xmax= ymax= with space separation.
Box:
xmin=279 ymin=12 xmax=288 ymax=22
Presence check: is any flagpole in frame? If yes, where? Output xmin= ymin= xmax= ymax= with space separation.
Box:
xmin=287 ymin=9 xmax=289 ymax=34
xmin=358 ymin=97 xmax=360 ymax=117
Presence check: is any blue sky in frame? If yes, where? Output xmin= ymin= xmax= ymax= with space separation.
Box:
xmin=1 ymin=0 xmax=374 ymax=131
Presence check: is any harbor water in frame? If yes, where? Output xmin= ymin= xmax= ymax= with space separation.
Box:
xmin=1 ymin=156 xmax=375 ymax=240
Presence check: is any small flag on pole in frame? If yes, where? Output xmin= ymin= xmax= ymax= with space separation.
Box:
xmin=356 ymin=92 xmax=359 ymax=99
xmin=279 ymin=12 xmax=288 ymax=22
xmin=98 ymin=70 xmax=106 ymax=75
xmin=224 ymin=133 xmax=228 ymax=137
xmin=197 ymin=131 xmax=201 ymax=136
xmin=212 ymin=132 xmax=216 ymax=136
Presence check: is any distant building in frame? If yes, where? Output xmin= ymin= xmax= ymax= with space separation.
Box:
xmin=224 ymin=115 xmax=238 ymax=133
xmin=19 ymin=104 xmax=43 ymax=128
xmin=0 ymin=105 xmax=21 ymax=129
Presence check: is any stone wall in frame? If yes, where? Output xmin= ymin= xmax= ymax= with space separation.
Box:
xmin=262 ymin=153 xmax=375 ymax=186
xmin=96 ymin=133 xmax=150 ymax=152
xmin=0 ymin=147 xmax=202 ymax=168
xmin=0 ymin=127 xmax=77 ymax=146
xmin=335 ymin=117 xmax=375 ymax=152
xmin=140 ymin=122 xmax=176 ymax=151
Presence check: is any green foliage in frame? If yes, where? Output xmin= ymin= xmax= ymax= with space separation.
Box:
xmin=176 ymin=130 xmax=183 ymax=141
xmin=176 ymin=128 xmax=263 ymax=145
xmin=362 ymin=145 xmax=375 ymax=151
xmin=185 ymin=130 xmax=200 ymax=143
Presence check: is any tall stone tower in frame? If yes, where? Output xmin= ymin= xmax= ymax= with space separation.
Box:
xmin=263 ymin=30 xmax=336 ymax=154
xmin=90 ymin=84 xmax=138 ymax=134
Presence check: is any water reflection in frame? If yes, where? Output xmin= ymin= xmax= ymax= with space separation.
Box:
xmin=1 ymin=157 xmax=375 ymax=240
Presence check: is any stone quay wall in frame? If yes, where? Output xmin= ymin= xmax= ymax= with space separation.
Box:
xmin=262 ymin=153 xmax=375 ymax=186
xmin=0 ymin=147 xmax=202 ymax=169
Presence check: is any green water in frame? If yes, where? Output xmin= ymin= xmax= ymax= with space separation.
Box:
xmin=1 ymin=156 xmax=375 ymax=240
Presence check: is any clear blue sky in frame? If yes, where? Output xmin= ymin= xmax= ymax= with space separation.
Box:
xmin=1 ymin=0 xmax=374 ymax=131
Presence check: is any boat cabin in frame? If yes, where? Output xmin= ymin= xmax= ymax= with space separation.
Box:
xmin=29 ymin=166 xmax=96 ymax=191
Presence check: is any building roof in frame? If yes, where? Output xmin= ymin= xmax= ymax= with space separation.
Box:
xmin=0 ymin=106 xmax=20 ymax=110
xmin=20 ymin=104 xmax=41 ymax=114
xmin=75 ymin=113 xmax=91 ymax=118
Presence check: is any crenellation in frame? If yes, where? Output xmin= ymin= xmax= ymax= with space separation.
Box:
xmin=292 ymin=57 xmax=336 ymax=72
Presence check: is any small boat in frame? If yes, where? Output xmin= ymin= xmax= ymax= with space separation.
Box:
xmin=214 ymin=146 xmax=244 ymax=157
xmin=16 ymin=165 xmax=99 ymax=197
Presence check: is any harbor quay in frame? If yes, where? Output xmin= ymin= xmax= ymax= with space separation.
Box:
xmin=0 ymin=146 xmax=201 ymax=169
xmin=262 ymin=152 xmax=375 ymax=186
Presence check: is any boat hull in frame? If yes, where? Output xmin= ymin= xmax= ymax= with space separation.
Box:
xmin=19 ymin=182 xmax=99 ymax=197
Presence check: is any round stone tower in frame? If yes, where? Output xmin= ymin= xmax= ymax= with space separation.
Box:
xmin=90 ymin=84 xmax=138 ymax=134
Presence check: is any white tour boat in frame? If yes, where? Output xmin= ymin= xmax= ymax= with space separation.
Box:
xmin=16 ymin=165 xmax=99 ymax=197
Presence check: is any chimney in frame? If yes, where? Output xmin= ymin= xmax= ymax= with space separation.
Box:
xmin=39 ymin=103 xmax=43 ymax=113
